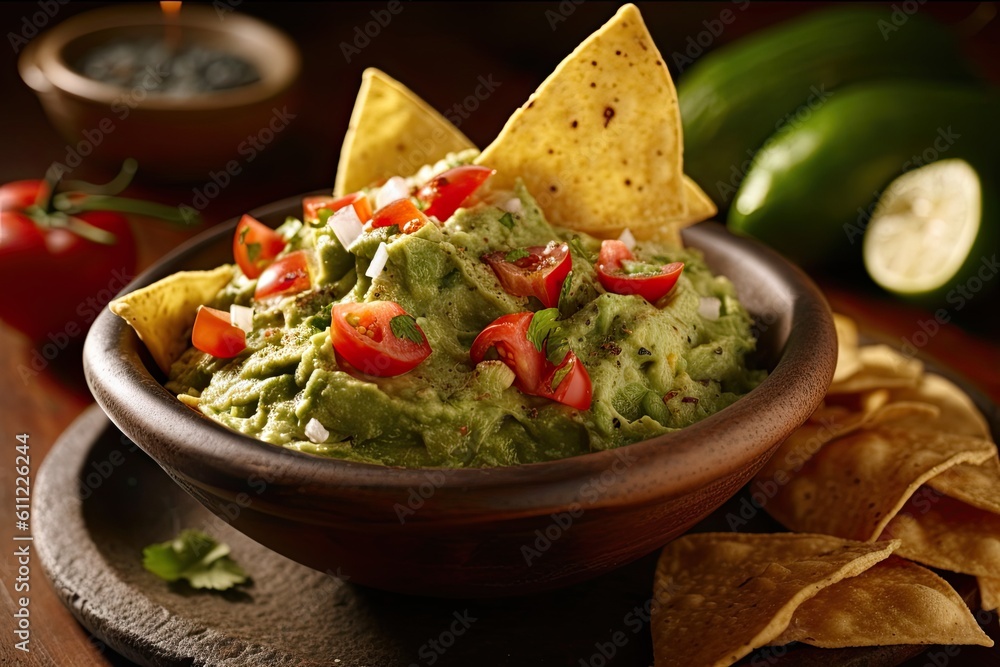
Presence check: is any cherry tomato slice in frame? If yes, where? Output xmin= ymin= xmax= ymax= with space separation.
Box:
xmin=538 ymin=351 xmax=592 ymax=410
xmin=303 ymin=192 xmax=373 ymax=224
xmin=371 ymin=199 xmax=431 ymax=234
xmin=254 ymin=250 xmax=311 ymax=300
xmin=330 ymin=301 xmax=431 ymax=377
xmin=233 ymin=214 xmax=287 ymax=279
xmin=416 ymin=165 xmax=494 ymax=221
xmin=482 ymin=242 xmax=572 ymax=308
xmin=470 ymin=312 xmax=546 ymax=394
xmin=192 ymin=305 xmax=246 ymax=358
xmin=596 ymin=240 xmax=684 ymax=303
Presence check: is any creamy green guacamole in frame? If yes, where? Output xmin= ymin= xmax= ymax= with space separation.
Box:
xmin=167 ymin=178 xmax=764 ymax=467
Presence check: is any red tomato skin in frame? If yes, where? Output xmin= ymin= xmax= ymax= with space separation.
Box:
xmin=482 ymin=243 xmax=572 ymax=308
xmin=371 ymin=199 xmax=431 ymax=234
xmin=254 ymin=250 xmax=312 ymax=300
xmin=192 ymin=306 xmax=246 ymax=358
xmin=330 ymin=302 xmax=431 ymax=377
xmin=540 ymin=351 xmax=592 ymax=410
xmin=0 ymin=180 xmax=137 ymax=342
xmin=596 ymin=240 xmax=684 ymax=303
xmin=470 ymin=312 xmax=546 ymax=394
xmin=233 ymin=214 xmax=287 ymax=279
xmin=416 ymin=166 xmax=494 ymax=221
xmin=303 ymin=192 xmax=372 ymax=224
xmin=471 ymin=311 xmax=592 ymax=410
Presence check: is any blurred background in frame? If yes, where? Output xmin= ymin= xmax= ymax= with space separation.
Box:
xmin=3 ymin=3 xmax=1000 ymax=664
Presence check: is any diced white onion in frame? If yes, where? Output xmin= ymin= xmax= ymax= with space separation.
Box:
xmin=698 ymin=296 xmax=721 ymax=321
xmin=376 ymin=176 xmax=410 ymax=210
xmin=618 ymin=228 xmax=636 ymax=251
xmin=365 ymin=242 xmax=389 ymax=279
xmin=304 ymin=418 xmax=330 ymax=444
xmin=331 ymin=204 xmax=364 ymax=249
xmin=502 ymin=197 xmax=523 ymax=214
xmin=229 ymin=304 xmax=254 ymax=333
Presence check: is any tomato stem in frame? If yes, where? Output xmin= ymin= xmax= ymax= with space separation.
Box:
xmin=54 ymin=193 xmax=197 ymax=227
xmin=61 ymin=158 xmax=138 ymax=196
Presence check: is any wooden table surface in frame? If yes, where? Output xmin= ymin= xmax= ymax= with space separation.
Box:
xmin=2 ymin=3 xmax=999 ymax=666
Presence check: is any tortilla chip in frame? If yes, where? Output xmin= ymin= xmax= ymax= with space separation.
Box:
xmin=979 ymin=576 xmax=1000 ymax=612
xmin=335 ymin=68 xmax=475 ymax=195
xmin=476 ymin=4 xmax=692 ymax=234
xmin=928 ymin=456 xmax=1000 ymax=515
xmin=772 ymin=556 xmax=991 ymax=648
xmin=889 ymin=373 xmax=991 ymax=439
xmin=651 ymin=533 xmax=898 ymax=667
xmin=886 ymin=373 xmax=999 ymax=512
xmin=754 ymin=398 xmax=940 ymax=492
xmin=764 ymin=425 xmax=994 ymax=541
xmin=827 ymin=344 xmax=923 ymax=394
xmin=832 ymin=313 xmax=862 ymax=384
xmin=109 ymin=266 xmax=234 ymax=373
xmin=680 ymin=176 xmax=716 ymax=223
xmin=881 ymin=492 xmax=1000 ymax=579
xmin=628 ymin=176 xmax=717 ymax=245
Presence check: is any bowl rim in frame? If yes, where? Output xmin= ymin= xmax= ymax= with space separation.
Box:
xmin=18 ymin=4 xmax=300 ymax=112
xmin=84 ymin=192 xmax=836 ymax=513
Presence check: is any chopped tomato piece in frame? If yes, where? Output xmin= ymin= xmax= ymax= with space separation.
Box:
xmin=483 ymin=242 xmax=571 ymax=308
xmin=330 ymin=301 xmax=431 ymax=377
xmin=470 ymin=311 xmax=592 ymax=410
xmin=192 ymin=306 xmax=246 ymax=358
xmin=470 ymin=312 xmax=545 ymax=393
xmin=538 ymin=351 xmax=592 ymax=410
xmin=371 ymin=199 xmax=431 ymax=234
xmin=303 ymin=192 xmax=372 ymax=224
xmin=416 ymin=165 xmax=494 ymax=221
xmin=233 ymin=214 xmax=287 ymax=279
xmin=596 ymin=240 xmax=684 ymax=303
xmin=254 ymin=250 xmax=311 ymax=300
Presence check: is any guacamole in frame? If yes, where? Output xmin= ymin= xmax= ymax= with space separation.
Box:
xmin=165 ymin=158 xmax=764 ymax=467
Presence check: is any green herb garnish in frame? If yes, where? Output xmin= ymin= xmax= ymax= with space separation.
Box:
xmin=569 ymin=237 xmax=594 ymax=265
xmin=558 ymin=270 xmax=574 ymax=311
xmin=390 ymin=314 xmax=424 ymax=344
xmin=526 ymin=308 xmax=561 ymax=352
xmin=505 ymin=248 xmax=530 ymax=263
xmin=246 ymin=242 xmax=262 ymax=263
xmin=142 ymin=530 xmax=248 ymax=591
xmin=499 ymin=212 xmax=515 ymax=230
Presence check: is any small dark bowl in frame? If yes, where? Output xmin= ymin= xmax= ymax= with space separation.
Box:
xmin=18 ymin=5 xmax=300 ymax=180
xmin=83 ymin=194 xmax=836 ymax=597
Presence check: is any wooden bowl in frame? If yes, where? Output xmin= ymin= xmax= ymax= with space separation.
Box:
xmin=17 ymin=4 xmax=300 ymax=180
xmin=83 ymin=193 xmax=836 ymax=597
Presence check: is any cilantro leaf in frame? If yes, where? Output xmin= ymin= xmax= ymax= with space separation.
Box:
xmin=390 ymin=314 xmax=424 ymax=345
xmin=307 ymin=303 xmax=333 ymax=330
xmin=246 ymin=242 xmax=262 ymax=263
xmin=238 ymin=225 xmax=250 ymax=244
xmin=526 ymin=308 xmax=561 ymax=352
xmin=499 ymin=212 xmax=515 ymax=230
xmin=505 ymin=248 xmax=530 ymax=263
xmin=568 ymin=237 xmax=594 ymax=265
xmin=142 ymin=530 xmax=248 ymax=591
xmin=558 ymin=270 xmax=574 ymax=311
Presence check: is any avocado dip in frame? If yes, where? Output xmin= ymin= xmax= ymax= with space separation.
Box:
xmin=163 ymin=154 xmax=765 ymax=467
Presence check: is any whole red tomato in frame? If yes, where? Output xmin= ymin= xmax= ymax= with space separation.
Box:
xmin=0 ymin=180 xmax=137 ymax=342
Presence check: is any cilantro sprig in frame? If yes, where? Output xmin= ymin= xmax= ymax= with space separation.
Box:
xmin=142 ymin=530 xmax=248 ymax=591
xmin=390 ymin=314 xmax=424 ymax=345
xmin=526 ymin=308 xmax=569 ymax=363
xmin=499 ymin=212 xmax=515 ymax=230
xmin=505 ymin=247 xmax=530 ymax=263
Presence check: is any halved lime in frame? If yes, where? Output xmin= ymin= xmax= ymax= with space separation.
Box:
xmin=864 ymin=159 xmax=994 ymax=304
